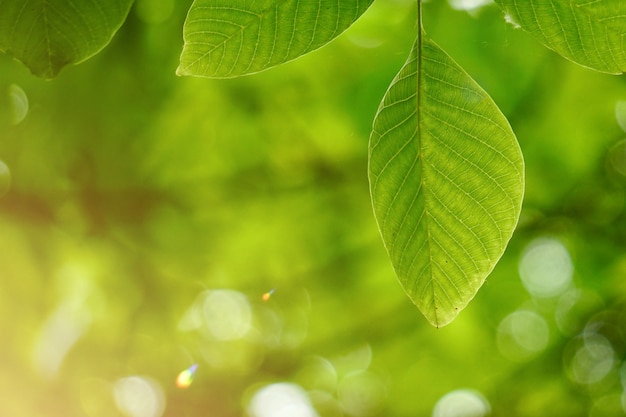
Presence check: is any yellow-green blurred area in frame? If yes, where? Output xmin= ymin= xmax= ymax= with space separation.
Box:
xmin=1 ymin=1 xmax=626 ymax=416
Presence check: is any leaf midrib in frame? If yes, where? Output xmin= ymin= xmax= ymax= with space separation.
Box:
xmin=415 ymin=23 xmax=440 ymax=326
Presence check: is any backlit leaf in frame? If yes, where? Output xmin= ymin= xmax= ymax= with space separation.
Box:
xmin=496 ymin=0 xmax=626 ymax=74
xmin=369 ymin=28 xmax=524 ymax=327
xmin=177 ymin=0 xmax=374 ymax=78
xmin=0 ymin=0 xmax=133 ymax=79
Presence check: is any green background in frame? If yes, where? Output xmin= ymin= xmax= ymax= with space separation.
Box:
xmin=1 ymin=0 xmax=626 ymax=416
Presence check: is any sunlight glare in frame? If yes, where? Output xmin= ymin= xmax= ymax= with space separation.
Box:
xmin=518 ymin=237 xmax=573 ymax=298
xmin=448 ymin=0 xmax=493 ymax=13
xmin=432 ymin=389 xmax=490 ymax=417
xmin=113 ymin=376 xmax=165 ymax=417
xmin=248 ymin=382 xmax=319 ymax=417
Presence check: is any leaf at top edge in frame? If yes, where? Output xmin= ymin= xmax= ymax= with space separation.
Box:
xmin=495 ymin=0 xmax=626 ymax=74
xmin=0 ymin=0 xmax=134 ymax=79
xmin=177 ymin=0 xmax=374 ymax=78
xmin=368 ymin=29 xmax=524 ymax=328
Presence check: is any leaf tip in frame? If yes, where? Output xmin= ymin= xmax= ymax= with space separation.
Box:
xmin=425 ymin=312 xmax=457 ymax=329
xmin=421 ymin=299 xmax=465 ymax=328
xmin=33 ymin=66 xmax=62 ymax=80
xmin=175 ymin=65 xmax=188 ymax=77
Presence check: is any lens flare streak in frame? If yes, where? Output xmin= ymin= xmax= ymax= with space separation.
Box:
xmin=262 ymin=289 xmax=275 ymax=302
xmin=176 ymin=364 xmax=198 ymax=389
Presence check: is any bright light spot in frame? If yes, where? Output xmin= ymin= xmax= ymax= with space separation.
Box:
xmin=338 ymin=371 xmax=386 ymax=417
xmin=519 ymin=237 xmax=573 ymax=298
xmin=297 ymin=356 xmax=338 ymax=392
xmin=176 ymin=364 xmax=198 ymax=389
xmin=248 ymin=383 xmax=319 ymax=417
xmin=448 ymin=0 xmax=493 ymax=13
xmin=555 ymin=289 xmax=603 ymax=336
xmin=8 ymin=84 xmax=28 ymax=125
xmin=203 ymin=289 xmax=252 ymax=340
xmin=280 ymin=305 xmax=310 ymax=349
xmin=504 ymin=13 xmax=521 ymax=29
xmin=32 ymin=303 xmax=91 ymax=379
xmin=179 ymin=289 xmax=252 ymax=341
xmin=254 ymin=305 xmax=283 ymax=348
xmin=32 ymin=263 xmax=97 ymax=380
xmin=432 ymin=389 xmax=491 ymax=417
xmin=497 ymin=310 xmax=549 ymax=361
xmin=608 ymin=139 xmax=626 ymax=177
xmin=134 ymin=0 xmax=174 ymax=23
xmin=569 ymin=334 xmax=615 ymax=385
xmin=333 ymin=344 xmax=373 ymax=374
xmin=616 ymin=100 xmax=626 ymax=133
xmin=262 ymin=289 xmax=276 ymax=302
xmin=308 ymin=390 xmax=342 ymax=417
xmin=0 ymin=160 xmax=10 ymax=198
xmin=113 ymin=376 xmax=165 ymax=417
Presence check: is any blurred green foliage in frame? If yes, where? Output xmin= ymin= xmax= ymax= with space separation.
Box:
xmin=1 ymin=1 xmax=626 ymax=416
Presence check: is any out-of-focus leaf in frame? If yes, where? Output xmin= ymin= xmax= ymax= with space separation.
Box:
xmin=496 ymin=0 xmax=626 ymax=74
xmin=369 ymin=28 xmax=524 ymax=327
xmin=0 ymin=0 xmax=134 ymax=79
xmin=177 ymin=0 xmax=374 ymax=78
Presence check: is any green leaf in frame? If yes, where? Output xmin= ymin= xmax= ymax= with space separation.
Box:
xmin=0 ymin=0 xmax=134 ymax=79
xmin=177 ymin=0 xmax=374 ymax=78
xmin=369 ymin=30 xmax=524 ymax=328
xmin=496 ymin=0 xmax=626 ymax=74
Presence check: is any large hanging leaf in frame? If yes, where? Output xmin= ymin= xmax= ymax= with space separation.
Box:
xmin=369 ymin=29 xmax=524 ymax=328
xmin=496 ymin=0 xmax=626 ymax=74
xmin=0 ymin=0 xmax=134 ymax=79
xmin=177 ymin=0 xmax=373 ymax=78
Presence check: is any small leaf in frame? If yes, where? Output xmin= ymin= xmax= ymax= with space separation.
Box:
xmin=177 ymin=0 xmax=373 ymax=78
xmin=496 ymin=0 xmax=626 ymax=74
xmin=0 ymin=0 xmax=134 ymax=79
xmin=369 ymin=29 xmax=524 ymax=327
